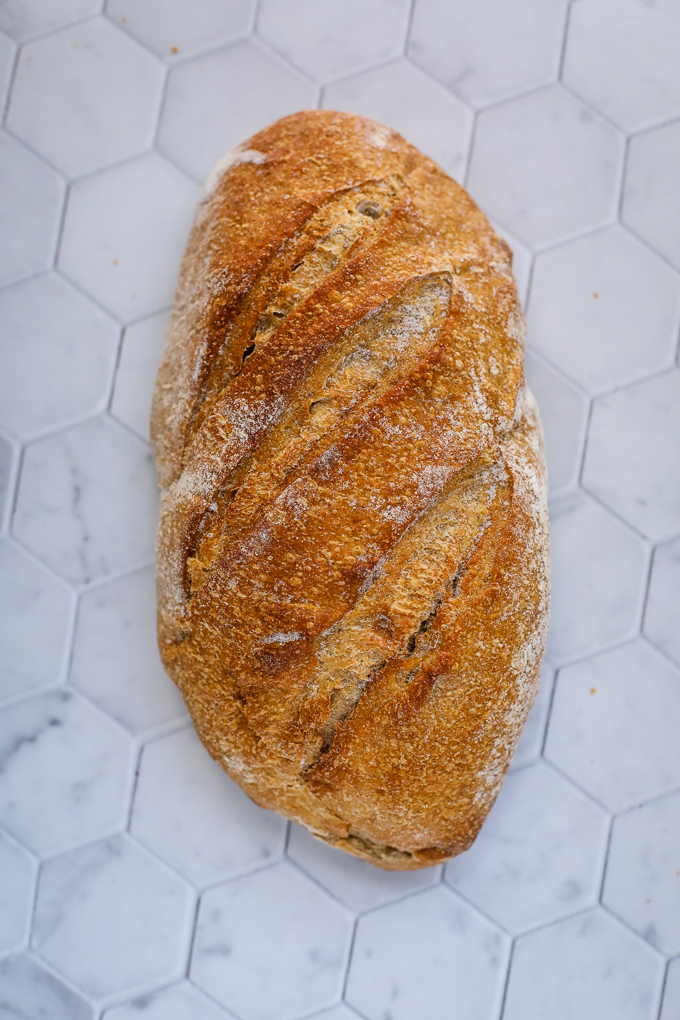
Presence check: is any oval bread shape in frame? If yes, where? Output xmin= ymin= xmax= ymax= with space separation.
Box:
xmin=151 ymin=110 xmax=550 ymax=870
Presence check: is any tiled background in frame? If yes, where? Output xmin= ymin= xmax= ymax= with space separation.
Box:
xmin=1 ymin=1 xmax=679 ymax=1018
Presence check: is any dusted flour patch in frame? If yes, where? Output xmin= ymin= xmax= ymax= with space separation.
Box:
xmin=151 ymin=110 xmax=550 ymax=870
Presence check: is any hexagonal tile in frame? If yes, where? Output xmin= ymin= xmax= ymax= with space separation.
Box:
xmin=0 ymin=30 xmax=15 ymax=111
xmin=157 ymin=40 xmax=316 ymax=184
xmin=503 ymin=909 xmax=662 ymax=1020
xmin=59 ymin=153 xmax=199 ymax=322
xmin=0 ymin=688 xmax=132 ymax=855
xmin=524 ymin=352 xmax=588 ymax=498
xmin=468 ymin=86 xmax=622 ymax=247
xmin=446 ymin=761 xmax=608 ymax=934
xmin=409 ymin=0 xmax=568 ymax=107
xmin=130 ymin=727 xmax=285 ymax=886
xmin=509 ymin=659 xmax=555 ymax=770
xmin=563 ymin=0 xmax=680 ymax=133
xmin=645 ymin=538 xmax=680 ymax=666
xmin=287 ymin=822 xmax=439 ymax=912
xmin=0 ymin=273 xmax=120 ymax=439
xmin=257 ymin=0 xmax=411 ymax=85
xmin=323 ymin=59 xmax=472 ymax=182
xmin=0 ymin=541 xmax=73 ymax=704
xmin=604 ymin=792 xmax=680 ymax=955
xmin=0 ymin=0 xmax=100 ymax=43
xmin=346 ymin=885 xmax=508 ymax=1020
xmin=102 ymin=981 xmax=231 ymax=1020
xmin=70 ymin=567 xmax=186 ymax=733
xmin=111 ymin=310 xmax=168 ymax=441
xmin=33 ymin=835 xmax=194 ymax=1000
xmin=624 ymin=120 xmax=680 ymax=272
xmin=7 ymin=19 xmax=164 ymax=179
xmin=191 ymin=861 xmax=352 ymax=1020
xmin=547 ymin=493 xmax=647 ymax=663
xmin=0 ymin=954 xmax=94 ymax=1019
xmin=0 ymin=132 xmax=64 ymax=288
xmin=583 ymin=370 xmax=680 ymax=541
xmin=0 ymin=432 xmax=13 ymax=524
xmin=527 ymin=226 xmax=680 ymax=393
xmin=545 ymin=640 xmax=680 ymax=812
xmin=661 ymin=957 xmax=680 ymax=1020
xmin=107 ymin=0 xmax=255 ymax=60
xmin=0 ymin=831 xmax=35 ymax=954
xmin=13 ymin=416 xmax=158 ymax=586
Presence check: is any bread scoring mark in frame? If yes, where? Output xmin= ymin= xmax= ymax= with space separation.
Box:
xmin=295 ymin=448 xmax=502 ymax=771
xmin=187 ymin=176 xmax=405 ymax=447
xmin=187 ymin=273 xmax=452 ymax=593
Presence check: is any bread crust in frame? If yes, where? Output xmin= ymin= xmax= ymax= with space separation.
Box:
xmin=151 ymin=110 xmax=550 ymax=870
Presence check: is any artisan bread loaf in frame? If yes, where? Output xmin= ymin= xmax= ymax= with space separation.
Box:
xmin=151 ymin=110 xmax=550 ymax=870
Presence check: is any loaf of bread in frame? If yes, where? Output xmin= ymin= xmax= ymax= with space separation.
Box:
xmin=151 ymin=110 xmax=550 ymax=870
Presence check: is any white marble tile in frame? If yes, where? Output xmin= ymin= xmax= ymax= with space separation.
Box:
xmin=583 ymin=370 xmax=680 ymax=541
xmin=0 ymin=0 xmax=101 ymax=42
xmin=509 ymin=660 xmax=555 ymax=770
xmin=257 ymin=0 xmax=411 ymax=85
xmin=157 ymin=40 xmax=316 ymax=185
xmin=103 ymin=981 xmax=232 ymax=1020
xmin=527 ymin=226 xmax=680 ymax=394
xmin=623 ymin=120 xmax=680 ymax=272
xmin=0 ymin=433 xmax=13 ymax=525
xmin=346 ymin=886 xmax=508 ymax=1020
xmin=0 ymin=30 xmax=16 ymax=111
xmin=661 ymin=957 xmax=680 ymax=1020
xmin=0 ymin=831 xmax=36 ymax=954
xmin=59 ymin=153 xmax=199 ymax=322
xmin=7 ymin=18 xmax=163 ymax=179
xmin=287 ymin=823 xmax=440 ymax=912
xmin=0 ymin=688 xmax=131 ymax=855
xmin=563 ymin=0 xmax=680 ymax=133
xmin=323 ymin=59 xmax=472 ymax=183
xmin=545 ymin=640 xmax=680 ymax=812
xmin=504 ymin=909 xmax=662 ymax=1020
xmin=13 ymin=416 xmax=158 ymax=585
xmin=446 ymin=761 xmax=608 ymax=934
xmin=107 ymin=0 xmax=254 ymax=60
xmin=546 ymin=492 xmax=647 ymax=662
xmin=33 ymin=834 xmax=194 ymax=1000
xmin=489 ymin=220 xmax=532 ymax=308
xmin=468 ymin=86 xmax=622 ymax=247
xmin=0 ymin=541 xmax=73 ymax=704
xmin=0 ymin=132 xmax=65 ymax=288
xmin=70 ymin=567 xmax=186 ymax=733
xmin=0 ymin=953 xmax=94 ymax=1020
xmin=0 ymin=273 xmax=120 ymax=439
xmin=524 ymin=352 xmax=588 ymax=498
xmin=644 ymin=538 xmax=680 ymax=667
xmin=604 ymin=792 xmax=680 ymax=955
xmin=111 ymin=310 xmax=168 ymax=442
xmin=191 ymin=861 xmax=352 ymax=1020
xmin=130 ymin=727 xmax=285 ymax=886
xmin=409 ymin=0 xmax=567 ymax=107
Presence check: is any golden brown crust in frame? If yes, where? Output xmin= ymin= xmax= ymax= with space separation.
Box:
xmin=151 ymin=110 xmax=550 ymax=870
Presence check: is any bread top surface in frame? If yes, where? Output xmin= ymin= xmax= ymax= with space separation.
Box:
xmin=151 ymin=110 xmax=550 ymax=869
